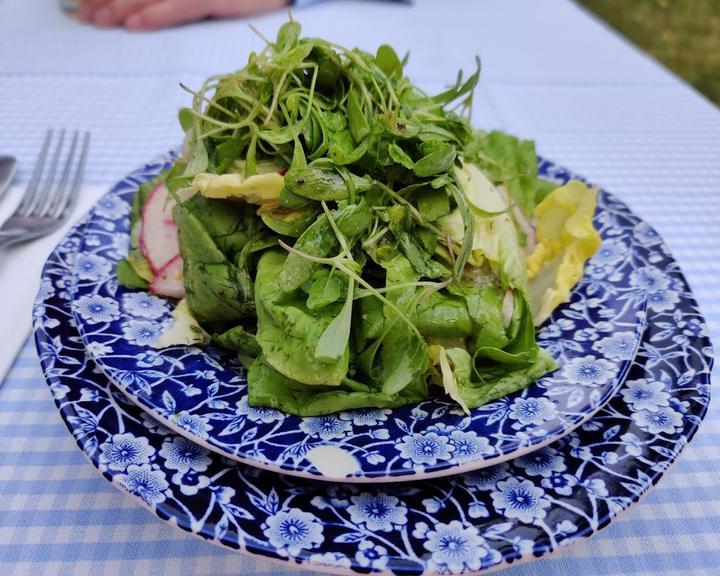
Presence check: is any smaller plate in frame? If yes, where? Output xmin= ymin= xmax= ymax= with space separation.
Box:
xmin=70 ymin=155 xmax=645 ymax=482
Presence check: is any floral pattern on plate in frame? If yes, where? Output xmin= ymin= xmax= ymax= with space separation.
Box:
xmin=68 ymin=155 xmax=647 ymax=481
xmin=34 ymin=204 xmax=712 ymax=575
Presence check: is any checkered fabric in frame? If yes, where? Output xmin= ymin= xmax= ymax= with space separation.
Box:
xmin=0 ymin=0 xmax=718 ymax=574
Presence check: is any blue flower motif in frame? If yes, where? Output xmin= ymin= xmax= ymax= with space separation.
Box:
xmin=507 ymin=397 xmax=558 ymax=429
xmin=211 ymin=485 xmax=236 ymax=504
xmin=159 ymin=436 xmax=211 ymax=473
xmin=593 ymin=331 xmax=637 ymax=361
xmin=630 ymin=266 xmax=669 ymax=293
xmin=299 ymin=416 xmax=351 ymax=440
xmin=75 ymin=253 xmax=112 ymax=281
xmin=424 ymin=520 xmax=498 ymax=573
xmin=537 ymin=323 xmax=562 ymax=340
xmin=622 ymin=378 xmax=670 ymax=411
xmin=586 ymin=262 xmax=612 ymax=280
xmin=633 ymin=222 xmax=662 ymax=247
xmin=75 ymin=294 xmax=120 ymax=324
xmin=396 ymin=432 xmax=453 ymax=466
xmin=422 ymin=497 xmax=442 ymax=513
xmin=669 ymin=397 xmax=690 ymax=414
xmin=463 ymin=463 xmax=509 ymax=490
xmin=448 ymin=430 xmax=493 ymax=463
xmin=347 ymin=493 xmax=407 ymax=532
xmin=87 ymin=342 xmax=113 ymax=357
xmin=173 ymin=471 xmax=211 ymax=496
xmin=601 ymin=450 xmax=619 ymax=465
xmin=50 ymin=382 xmax=70 ymax=399
xmin=94 ymin=195 xmax=130 ymax=220
xmin=79 ymin=387 xmax=100 ymax=402
xmin=136 ymin=351 xmax=164 ymax=367
xmin=99 ymin=432 xmax=154 ymax=471
xmin=235 ymin=396 xmax=284 ymax=424
xmin=569 ymin=436 xmax=593 ymax=461
xmin=117 ymin=464 xmax=168 ymax=505
xmin=37 ymin=277 xmax=55 ymax=301
xmin=171 ymin=412 xmax=213 ymax=439
xmin=540 ymin=472 xmax=578 ymax=496
xmin=620 ymin=432 xmax=644 ymax=456
xmin=647 ymin=288 xmax=680 ymax=313
xmin=592 ymin=238 xmax=628 ymax=267
xmin=678 ymin=317 xmax=708 ymax=338
xmin=517 ymin=447 xmax=566 ymax=478
xmin=355 ymin=540 xmax=388 ymax=570
xmin=491 ymin=477 xmax=550 ymax=524
xmin=110 ymin=232 xmax=130 ymax=257
xmin=562 ymin=355 xmax=616 ymax=387
xmin=263 ymin=508 xmax=323 ymax=556
xmin=584 ymin=478 xmax=609 ymax=498
xmin=631 ymin=405 xmax=683 ymax=434
xmin=84 ymin=234 xmax=101 ymax=247
xmin=574 ymin=327 xmax=600 ymax=342
xmin=123 ymin=292 xmax=169 ymax=319
xmin=122 ymin=320 xmax=162 ymax=346
xmin=339 ymin=408 xmax=390 ymax=426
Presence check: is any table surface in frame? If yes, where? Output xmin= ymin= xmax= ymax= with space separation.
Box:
xmin=1 ymin=0 xmax=719 ymax=575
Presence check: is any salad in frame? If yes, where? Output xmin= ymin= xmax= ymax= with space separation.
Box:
xmin=117 ymin=20 xmax=600 ymax=417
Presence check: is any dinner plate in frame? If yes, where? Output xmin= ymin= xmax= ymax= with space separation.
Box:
xmin=35 ymin=208 xmax=712 ymax=575
xmin=67 ymin=154 xmax=645 ymax=482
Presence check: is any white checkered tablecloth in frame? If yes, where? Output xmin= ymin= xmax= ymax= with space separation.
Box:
xmin=0 ymin=0 xmax=719 ymax=574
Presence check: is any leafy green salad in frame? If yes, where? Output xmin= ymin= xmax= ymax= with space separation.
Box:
xmin=117 ymin=20 xmax=601 ymax=417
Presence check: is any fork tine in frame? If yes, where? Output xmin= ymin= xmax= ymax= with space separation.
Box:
xmin=17 ymin=130 xmax=53 ymax=216
xmin=45 ymin=130 xmax=78 ymax=218
xmin=32 ymin=129 xmax=66 ymax=217
xmin=51 ymin=131 xmax=89 ymax=220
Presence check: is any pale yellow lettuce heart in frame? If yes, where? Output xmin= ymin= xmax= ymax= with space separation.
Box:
xmin=526 ymin=180 xmax=601 ymax=325
xmin=192 ymin=172 xmax=284 ymax=204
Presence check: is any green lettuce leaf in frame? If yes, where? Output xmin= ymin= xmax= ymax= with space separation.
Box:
xmin=255 ymin=250 xmax=349 ymax=386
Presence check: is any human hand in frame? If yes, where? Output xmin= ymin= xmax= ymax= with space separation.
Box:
xmin=78 ymin=0 xmax=290 ymax=31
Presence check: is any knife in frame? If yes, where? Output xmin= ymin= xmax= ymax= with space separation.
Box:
xmin=0 ymin=156 xmax=16 ymax=202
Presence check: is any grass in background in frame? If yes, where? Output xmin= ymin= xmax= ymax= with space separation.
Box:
xmin=579 ymin=0 xmax=720 ymax=105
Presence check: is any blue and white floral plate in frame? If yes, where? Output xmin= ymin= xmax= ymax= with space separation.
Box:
xmin=34 ymin=197 xmax=712 ymax=574
xmin=67 ymin=155 xmax=645 ymax=482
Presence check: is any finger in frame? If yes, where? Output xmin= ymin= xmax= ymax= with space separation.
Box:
xmin=77 ymin=0 xmax=112 ymax=22
xmin=209 ymin=0 xmax=290 ymax=18
xmin=125 ymin=0 xmax=210 ymax=30
xmin=94 ymin=0 xmax=153 ymax=27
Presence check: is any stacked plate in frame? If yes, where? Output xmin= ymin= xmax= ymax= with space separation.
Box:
xmin=33 ymin=153 xmax=712 ymax=575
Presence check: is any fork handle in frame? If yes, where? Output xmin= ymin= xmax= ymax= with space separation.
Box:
xmin=0 ymin=230 xmax=28 ymax=251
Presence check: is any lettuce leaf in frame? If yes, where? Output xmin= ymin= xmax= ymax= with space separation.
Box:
xmin=254 ymin=250 xmax=349 ymax=386
xmin=441 ymin=162 xmax=527 ymax=290
xmin=247 ymin=358 xmax=427 ymax=417
xmin=464 ymin=130 xmax=547 ymax=218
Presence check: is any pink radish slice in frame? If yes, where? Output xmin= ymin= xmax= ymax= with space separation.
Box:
xmin=512 ymin=204 xmax=536 ymax=251
xmin=150 ymin=255 xmax=185 ymax=299
xmin=497 ymin=185 xmax=537 ymax=251
xmin=502 ymin=289 xmax=514 ymax=329
xmin=140 ymin=182 xmax=180 ymax=273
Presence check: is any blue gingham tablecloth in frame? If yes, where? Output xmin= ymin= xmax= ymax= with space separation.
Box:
xmin=1 ymin=1 xmax=719 ymax=574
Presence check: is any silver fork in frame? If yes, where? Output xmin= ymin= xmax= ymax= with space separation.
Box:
xmin=0 ymin=129 xmax=90 ymax=251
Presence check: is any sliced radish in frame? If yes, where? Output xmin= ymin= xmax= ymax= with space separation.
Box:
xmin=140 ymin=182 xmax=180 ymax=273
xmin=502 ymin=289 xmax=514 ymax=329
xmin=497 ymin=184 xmax=536 ymax=252
xmin=150 ymin=255 xmax=184 ymax=299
